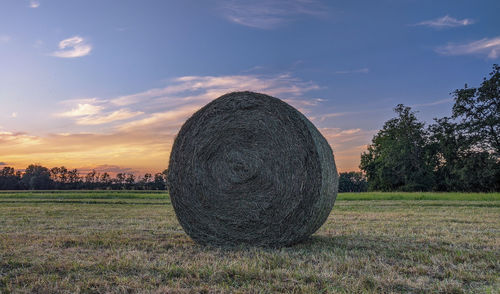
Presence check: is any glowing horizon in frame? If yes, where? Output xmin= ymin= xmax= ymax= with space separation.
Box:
xmin=0 ymin=77 xmax=373 ymax=175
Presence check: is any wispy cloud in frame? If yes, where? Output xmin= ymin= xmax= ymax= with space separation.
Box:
xmin=109 ymin=73 xmax=320 ymax=110
xmin=56 ymin=99 xmax=143 ymax=125
xmin=77 ymin=164 xmax=139 ymax=175
xmin=0 ymin=35 xmax=11 ymax=43
xmin=76 ymin=109 xmax=144 ymax=126
xmin=315 ymin=111 xmax=357 ymax=122
xmin=58 ymin=101 xmax=104 ymax=117
xmin=411 ymin=98 xmax=453 ymax=107
xmin=58 ymin=73 xmax=320 ymax=131
xmin=334 ymin=68 xmax=369 ymax=74
xmin=29 ymin=0 xmax=40 ymax=8
xmin=0 ymin=131 xmax=41 ymax=146
xmin=0 ymin=162 xmax=7 ymax=166
xmin=7 ymin=73 xmax=322 ymax=173
xmin=313 ymin=107 xmax=391 ymax=122
xmin=219 ymin=0 xmax=326 ymax=29
xmin=436 ymin=36 xmax=500 ymax=59
xmin=7 ymin=73 xmax=368 ymax=173
xmin=34 ymin=40 xmax=43 ymax=48
xmin=415 ymin=15 xmax=474 ymax=29
xmin=51 ymin=36 xmax=92 ymax=58
xmin=117 ymin=106 xmax=199 ymax=132
xmin=320 ymin=127 xmax=377 ymax=171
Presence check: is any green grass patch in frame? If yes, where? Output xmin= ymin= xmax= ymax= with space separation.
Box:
xmin=0 ymin=190 xmax=168 ymax=200
xmin=338 ymin=192 xmax=500 ymax=201
xmin=0 ymin=192 xmax=498 ymax=292
xmin=1 ymin=191 xmax=499 ymax=202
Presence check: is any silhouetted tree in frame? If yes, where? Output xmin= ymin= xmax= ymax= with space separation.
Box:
xmin=426 ymin=65 xmax=500 ymax=192
xmin=67 ymin=169 xmax=81 ymax=189
xmin=153 ymin=172 xmax=166 ymax=190
xmin=0 ymin=167 xmax=22 ymax=190
xmin=162 ymin=169 xmax=169 ymax=188
xmin=0 ymin=165 xmax=173 ymax=190
xmin=429 ymin=119 xmax=499 ymax=191
xmin=428 ymin=118 xmax=465 ymax=191
xmin=21 ymin=164 xmax=53 ymax=190
xmin=360 ymin=105 xmax=435 ymax=191
xmin=50 ymin=167 xmax=61 ymax=188
xmin=125 ymin=173 xmax=135 ymax=189
xmin=59 ymin=166 xmax=68 ymax=185
xmin=360 ymin=65 xmax=500 ymax=192
xmin=100 ymin=172 xmax=112 ymax=189
xmin=114 ymin=173 xmax=126 ymax=189
xmin=84 ymin=170 xmax=97 ymax=189
xmin=138 ymin=173 xmax=152 ymax=190
xmin=452 ymin=64 xmax=499 ymax=156
xmin=338 ymin=172 xmax=368 ymax=192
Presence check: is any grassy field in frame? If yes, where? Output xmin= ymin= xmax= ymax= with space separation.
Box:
xmin=0 ymin=191 xmax=498 ymax=293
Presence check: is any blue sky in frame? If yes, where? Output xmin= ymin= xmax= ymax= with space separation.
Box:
xmin=0 ymin=0 xmax=499 ymax=173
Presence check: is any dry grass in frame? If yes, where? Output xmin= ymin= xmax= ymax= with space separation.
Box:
xmin=0 ymin=192 xmax=498 ymax=293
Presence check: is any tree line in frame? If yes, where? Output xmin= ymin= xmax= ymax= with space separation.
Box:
xmin=0 ymin=165 xmax=169 ymax=190
xmin=359 ymin=65 xmax=499 ymax=192
xmin=1 ymin=164 xmax=369 ymax=192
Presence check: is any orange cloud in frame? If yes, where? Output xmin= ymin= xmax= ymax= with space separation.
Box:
xmin=0 ymin=131 xmax=171 ymax=175
xmin=319 ymin=128 xmax=376 ymax=172
xmin=2 ymin=74 xmax=370 ymax=174
xmin=75 ymin=109 xmax=144 ymax=125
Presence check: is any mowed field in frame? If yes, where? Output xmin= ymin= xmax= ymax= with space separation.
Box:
xmin=0 ymin=192 xmax=499 ymax=293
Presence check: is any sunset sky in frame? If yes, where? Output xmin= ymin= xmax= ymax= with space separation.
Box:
xmin=1 ymin=0 xmax=499 ymax=175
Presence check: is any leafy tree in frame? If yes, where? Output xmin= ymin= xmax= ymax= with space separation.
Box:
xmin=0 ymin=165 xmax=173 ymax=190
xmin=452 ymin=64 xmax=499 ymax=156
xmin=114 ymin=173 xmax=126 ymax=189
xmin=456 ymin=151 xmax=499 ymax=192
xmin=153 ymin=172 xmax=166 ymax=190
xmin=427 ymin=118 xmax=464 ymax=191
xmin=125 ymin=173 xmax=135 ymax=189
xmin=0 ymin=167 xmax=21 ymax=190
xmin=84 ymin=170 xmax=97 ymax=189
xmin=100 ymin=172 xmax=112 ymax=189
xmin=50 ymin=167 xmax=61 ymax=187
xmin=360 ymin=104 xmax=435 ymax=191
xmin=67 ymin=169 xmax=81 ymax=189
xmin=426 ymin=65 xmax=500 ymax=192
xmin=338 ymin=172 xmax=368 ymax=192
xmin=428 ymin=118 xmax=499 ymax=191
xmin=138 ymin=173 xmax=152 ymax=190
xmin=162 ymin=169 xmax=169 ymax=188
xmin=59 ymin=166 xmax=68 ymax=184
xmin=21 ymin=164 xmax=53 ymax=190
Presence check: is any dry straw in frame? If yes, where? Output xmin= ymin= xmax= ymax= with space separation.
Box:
xmin=168 ymin=91 xmax=338 ymax=246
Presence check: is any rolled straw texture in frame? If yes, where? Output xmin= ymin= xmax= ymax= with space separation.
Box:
xmin=168 ymin=91 xmax=338 ymax=246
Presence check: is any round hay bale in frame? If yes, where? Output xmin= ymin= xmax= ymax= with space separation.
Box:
xmin=167 ymin=91 xmax=338 ymax=246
